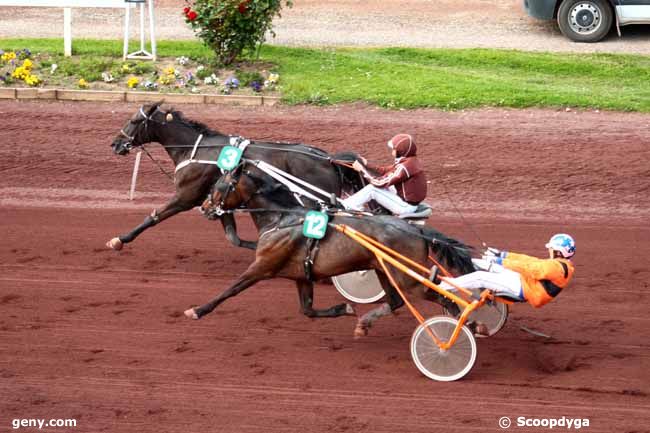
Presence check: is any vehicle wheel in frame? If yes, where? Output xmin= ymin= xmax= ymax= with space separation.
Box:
xmin=443 ymin=297 xmax=508 ymax=338
xmin=332 ymin=270 xmax=385 ymax=304
xmin=557 ymin=0 xmax=613 ymax=42
xmin=410 ymin=316 xmax=477 ymax=382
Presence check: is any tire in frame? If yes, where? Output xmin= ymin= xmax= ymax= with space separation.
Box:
xmin=557 ymin=0 xmax=614 ymax=42
xmin=410 ymin=316 xmax=477 ymax=382
xmin=443 ymin=297 xmax=509 ymax=338
xmin=332 ymin=270 xmax=385 ymax=304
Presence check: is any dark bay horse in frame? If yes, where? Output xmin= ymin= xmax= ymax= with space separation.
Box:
xmin=189 ymin=162 xmax=474 ymax=337
xmin=108 ymin=102 xmax=361 ymax=251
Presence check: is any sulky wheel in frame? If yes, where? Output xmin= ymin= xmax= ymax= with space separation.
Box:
xmin=443 ymin=293 xmax=508 ymax=338
xmin=410 ymin=316 xmax=477 ymax=382
xmin=332 ymin=270 xmax=385 ymax=304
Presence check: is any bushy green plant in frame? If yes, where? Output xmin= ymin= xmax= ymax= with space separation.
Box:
xmin=57 ymin=57 xmax=116 ymax=82
xmin=183 ymin=0 xmax=292 ymax=65
xmin=236 ymin=69 xmax=264 ymax=86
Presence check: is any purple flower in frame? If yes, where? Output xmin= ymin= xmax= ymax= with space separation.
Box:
xmin=224 ymin=76 xmax=239 ymax=89
xmin=250 ymin=81 xmax=262 ymax=93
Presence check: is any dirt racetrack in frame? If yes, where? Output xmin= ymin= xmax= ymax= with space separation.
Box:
xmin=1 ymin=100 xmax=649 ymax=432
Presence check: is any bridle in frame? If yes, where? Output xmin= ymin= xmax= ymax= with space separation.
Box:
xmin=203 ymin=160 xmax=259 ymax=219
xmin=119 ymin=105 xmax=166 ymax=152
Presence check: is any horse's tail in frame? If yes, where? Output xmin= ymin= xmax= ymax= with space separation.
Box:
xmin=419 ymin=226 xmax=475 ymax=275
xmin=331 ymin=151 xmax=365 ymax=194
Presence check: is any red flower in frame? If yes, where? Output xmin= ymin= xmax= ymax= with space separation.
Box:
xmin=238 ymin=1 xmax=249 ymax=13
xmin=187 ymin=10 xmax=198 ymax=21
xmin=183 ymin=6 xmax=190 ymax=15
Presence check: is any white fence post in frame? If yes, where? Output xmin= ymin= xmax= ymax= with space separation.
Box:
xmin=0 ymin=1 xmax=151 ymax=58
xmin=129 ymin=151 xmax=143 ymax=200
xmin=124 ymin=0 xmax=156 ymax=61
xmin=63 ymin=7 xmax=72 ymax=56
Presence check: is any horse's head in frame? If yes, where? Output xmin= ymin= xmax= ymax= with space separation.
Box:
xmin=111 ymin=101 xmax=171 ymax=155
xmin=201 ymin=162 xmax=254 ymax=219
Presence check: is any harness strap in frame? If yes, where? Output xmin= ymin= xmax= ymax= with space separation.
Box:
xmin=254 ymin=160 xmax=342 ymax=206
xmin=175 ymin=135 xmax=215 ymax=174
xmin=303 ymin=237 xmax=320 ymax=282
xmin=255 ymin=161 xmax=326 ymax=204
xmin=230 ymin=136 xmax=251 ymax=153
xmin=176 ymin=135 xmax=251 ymax=174
xmin=190 ymin=134 xmax=204 ymax=160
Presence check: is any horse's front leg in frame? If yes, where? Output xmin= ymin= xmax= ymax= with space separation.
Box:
xmin=106 ymin=197 xmax=193 ymax=250
xmin=220 ymin=213 xmax=258 ymax=250
xmin=184 ymin=260 xmax=272 ymax=320
xmin=296 ymin=280 xmax=355 ymax=318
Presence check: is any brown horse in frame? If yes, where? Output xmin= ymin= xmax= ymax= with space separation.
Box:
xmin=108 ymin=102 xmax=362 ymax=251
xmin=188 ymin=161 xmax=474 ymax=337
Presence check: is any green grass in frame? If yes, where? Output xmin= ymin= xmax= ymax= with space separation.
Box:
xmin=2 ymin=38 xmax=650 ymax=111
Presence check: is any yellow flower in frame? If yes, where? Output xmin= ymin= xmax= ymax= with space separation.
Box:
xmin=24 ymin=74 xmax=40 ymax=87
xmin=1 ymin=51 xmax=16 ymax=62
xmin=268 ymin=73 xmax=279 ymax=83
xmin=127 ymin=77 xmax=139 ymax=89
xmin=22 ymin=59 xmax=33 ymax=70
xmin=12 ymin=66 xmax=28 ymax=80
xmin=158 ymin=74 xmax=173 ymax=85
xmin=78 ymin=78 xmax=89 ymax=89
xmin=164 ymin=67 xmax=176 ymax=76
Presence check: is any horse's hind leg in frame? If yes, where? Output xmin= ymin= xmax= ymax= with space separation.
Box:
xmin=296 ymin=280 xmax=354 ymax=318
xmin=354 ymin=270 xmax=405 ymax=338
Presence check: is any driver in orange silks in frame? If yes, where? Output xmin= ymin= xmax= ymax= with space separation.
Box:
xmin=436 ymin=234 xmax=576 ymax=309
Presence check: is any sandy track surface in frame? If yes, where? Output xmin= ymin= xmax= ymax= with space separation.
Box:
xmin=1 ymin=0 xmax=649 ymax=54
xmin=1 ymin=100 xmax=649 ymax=432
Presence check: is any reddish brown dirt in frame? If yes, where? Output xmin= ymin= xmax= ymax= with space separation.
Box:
xmin=1 ymin=100 xmax=649 ymax=432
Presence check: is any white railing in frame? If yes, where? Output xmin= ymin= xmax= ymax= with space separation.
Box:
xmin=0 ymin=0 xmax=156 ymax=60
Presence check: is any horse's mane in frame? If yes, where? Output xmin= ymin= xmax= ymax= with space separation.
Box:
xmin=171 ymin=109 xmax=224 ymax=137
xmin=168 ymin=108 xmax=331 ymax=156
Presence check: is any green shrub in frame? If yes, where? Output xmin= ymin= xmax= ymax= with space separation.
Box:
xmin=184 ymin=0 xmax=292 ymax=65
xmin=236 ymin=70 xmax=264 ymax=86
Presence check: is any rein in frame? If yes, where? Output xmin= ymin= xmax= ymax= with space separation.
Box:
xmin=141 ymin=145 xmax=175 ymax=181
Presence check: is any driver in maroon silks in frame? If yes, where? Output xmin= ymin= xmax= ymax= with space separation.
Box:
xmin=341 ymin=134 xmax=428 ymax=216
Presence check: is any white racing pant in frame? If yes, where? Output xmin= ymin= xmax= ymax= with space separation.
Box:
xmin=341 ymin=184 xmax=418 ymax=215
xmin=438 ymin=259 xmax=525 ymax=301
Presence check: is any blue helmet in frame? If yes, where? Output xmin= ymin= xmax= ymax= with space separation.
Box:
xmin=545 ymin=233 xmax=575 ymax=258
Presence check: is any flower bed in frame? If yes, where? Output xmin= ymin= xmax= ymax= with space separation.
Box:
xmin=0 ymin=48 xmax=280 ymax=96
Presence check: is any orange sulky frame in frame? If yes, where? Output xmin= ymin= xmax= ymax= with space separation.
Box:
xmin=333 ymin=224 xmax=511 ymax=350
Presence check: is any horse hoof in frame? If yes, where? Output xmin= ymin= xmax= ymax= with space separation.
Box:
xmin=345 ymin=304 xmax=356 ymax=316
xmin=184 ymin=308 xmax=199 ymax=320
xmin=353 ymin=324 xmax=368 ymax=339
xmin=107 ymin=237 xmax=123 ymax=251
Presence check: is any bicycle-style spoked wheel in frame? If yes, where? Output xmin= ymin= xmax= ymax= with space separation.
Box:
xmin=332 ymin=270 xmax=385 ymax=304
xmin=410 ymin=316 xmax=477 ymax=382
xmin=443 ymin=294 xmax=508 ymax=337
